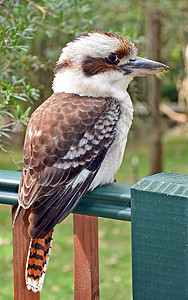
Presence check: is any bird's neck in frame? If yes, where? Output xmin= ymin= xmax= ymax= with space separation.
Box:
xmin=52 ymin=70 xmax=133 ymax=107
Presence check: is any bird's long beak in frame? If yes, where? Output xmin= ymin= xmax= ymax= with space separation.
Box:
xmin=118 ymin=56 xmax=169 ymax=76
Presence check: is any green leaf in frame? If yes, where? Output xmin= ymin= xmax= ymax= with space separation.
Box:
xmin=0 ymin=111 xmax=14 ymax=118
xmin=13 ymin=122 xmax=19 ymax=132
xmin=13 ymin=95 xmax=27 ymax=101
xmin=1 ymin=82 xmax=10 ymax=89
xmin=16 ymin=105 xmax=22 ymax=119
xmin=0 ymin=131 xmax=12 ymax=139
xmin=22 ymin=106 xmax=31 ymax=118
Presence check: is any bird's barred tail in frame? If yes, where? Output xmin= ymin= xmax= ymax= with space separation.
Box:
xmin=26 ymin=229 xmax=54 ymax=293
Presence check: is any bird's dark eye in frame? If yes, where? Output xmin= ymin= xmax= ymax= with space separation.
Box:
xmin=106 ymin=54 xmax=119 ymax=64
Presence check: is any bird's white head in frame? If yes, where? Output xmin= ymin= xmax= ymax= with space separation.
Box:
xmin=53 ymin=31 xmax=169 ymax=100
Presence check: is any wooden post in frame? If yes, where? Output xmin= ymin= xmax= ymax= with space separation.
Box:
xmin=147 ymin=9 xmax=163 ymax=174
xmin=12 ymin=206 xmax=40 ymax=300
xmin=73 ymin=214 xmax=99 ymax=300
xmin=131 ymin=172 xmax=188 ymax=300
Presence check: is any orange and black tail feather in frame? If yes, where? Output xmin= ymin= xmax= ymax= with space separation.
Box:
xmin=26 ymin=229 xmax=54 ymax=292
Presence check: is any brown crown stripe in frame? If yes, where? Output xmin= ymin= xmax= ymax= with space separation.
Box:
xmin=95 ymin=31 xmax=131 ymax=57
xmin=86 ymin=30 xmax=128 ymax=43
xmin=116 ymin=43 xmax=131 ymax=59
xmin=72 ymin=30 xmax=119 ymax=41
xmin=83 ymin=31 xmax=131 ymax=58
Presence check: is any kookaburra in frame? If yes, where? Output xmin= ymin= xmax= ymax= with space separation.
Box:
xmin=15 ymin=31 xmax=169 ymax=292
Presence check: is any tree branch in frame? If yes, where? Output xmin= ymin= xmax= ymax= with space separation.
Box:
xmin=0 ymin=144 xmax=22 ymax=171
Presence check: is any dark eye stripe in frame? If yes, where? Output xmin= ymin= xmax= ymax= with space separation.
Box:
xmin=82 ymin=56 xmax=119 ymax=77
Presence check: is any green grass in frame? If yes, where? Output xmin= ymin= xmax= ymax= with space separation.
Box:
xmin=0 ymin=206 xmax=14 ymax=299
xmin=0 ymin=208 xmax=132 ymax=300
xmin=0 ymin=129 xmax=187 ymax=299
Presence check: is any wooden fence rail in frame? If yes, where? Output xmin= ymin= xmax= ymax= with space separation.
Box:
xmin=0 ymin=169 xmax=188 ymax=300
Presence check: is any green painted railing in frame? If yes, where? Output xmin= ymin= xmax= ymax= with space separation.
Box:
xmin=0 ymin=169 xmax=188 ymax=300
xmin=0 ymin=169 xmax=131 ymax=220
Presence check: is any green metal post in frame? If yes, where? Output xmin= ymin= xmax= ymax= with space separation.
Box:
xmin=131 ymin=172 xmax=188 ymax=300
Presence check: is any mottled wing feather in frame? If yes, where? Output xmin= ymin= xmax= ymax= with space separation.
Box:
xmin=18 ymin=93 xmax=120 ymax=238
xmin=28 ymin=172 xmax=96 ymax=238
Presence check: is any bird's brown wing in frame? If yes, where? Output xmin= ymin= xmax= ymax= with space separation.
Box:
xmin=18 ymin=93 xmax=120 ymax=238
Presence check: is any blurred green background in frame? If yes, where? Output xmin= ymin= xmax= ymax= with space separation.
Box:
xmin=0 ymin=0 xmax=188 ymax=299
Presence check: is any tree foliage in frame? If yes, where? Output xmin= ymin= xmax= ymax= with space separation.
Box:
xmin=0 ymin=0 xmax=187 ymax=168
xmin=0 ymin=1 xmax=39 ymax=152
xmin=0 ymin=0 xmax=95 ymax=167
